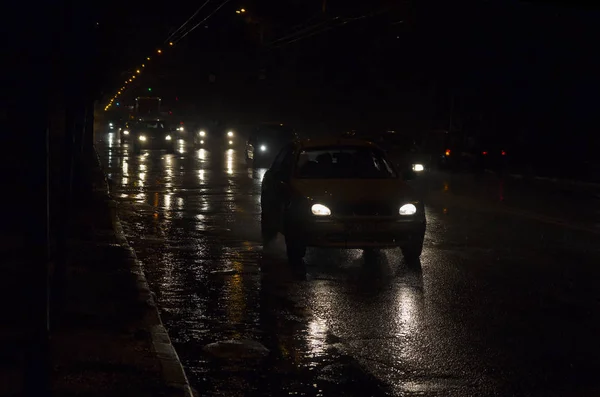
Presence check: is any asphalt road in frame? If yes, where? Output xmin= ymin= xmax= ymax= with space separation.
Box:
xmin=99 ymin=131 xmax=600 ymax=397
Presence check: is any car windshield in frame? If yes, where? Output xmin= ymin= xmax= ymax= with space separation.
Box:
xmin=295 ymin=146 xmax=397 ymax=179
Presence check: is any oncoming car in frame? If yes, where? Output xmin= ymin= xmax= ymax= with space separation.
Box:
xmin=193 ymin=124 xmax=237 ymax=148
xmin=131 ymin=120 xmax=176 ymax=154
xmin=260 ymin=139 xmax=426 ymax=265
xmin=246 ymin=123 xmax=297 ymax=167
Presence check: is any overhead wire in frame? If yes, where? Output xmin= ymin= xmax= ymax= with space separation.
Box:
xmin=266 ymin=8 xmax=389 ymax=51
xmin=174 ymin=0 xmax=233 ymax=43
xmin=165 ymin=0 xmax=212 ymax=44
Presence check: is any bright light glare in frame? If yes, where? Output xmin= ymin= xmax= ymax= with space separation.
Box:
xmin=229 ymin=140 xmax=233 ymax=145
xmin=199 ymin=130 xmax=206 ymax=137
xmin=412 ymin=164 xmax=424 ymax=172
xmin=200 ymin=140 xmax=204 ymax=144
xmin=178 ymin=127 xmax=184 ymax=131
xmin=139 ymin=135 xmax=146 ymax=141
xmin=123 ymin=130 xmax=129 ymax=135
xmin=227 ymin=131 xmax=233 ymax=137
xmin=399 ymin=204 xmax=417 ymax=215
xmin=165 ymin=135 xmax=172 ymax=140
xmin=311 ymin=204 xmax=331 ymax=216
xmin=109 ymin=123 xmax=113 ymax=127
xmin=260 ymin=145 xmax=267 ymax=151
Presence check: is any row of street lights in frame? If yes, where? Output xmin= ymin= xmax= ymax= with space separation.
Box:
xmin=105 ymin=7 xmax=248 ymax=111
xmin=104 ymin=43 xmax=175 ymax=112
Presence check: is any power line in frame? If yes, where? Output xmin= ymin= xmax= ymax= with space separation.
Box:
xmin=264 ymin=17 xmax=338 ymax=48
xmin=174 ymin=0 xmax=233 ymax=43
xmin=165 ymin=0 xmax=212 ymax=44
xmin=266 ymin=9 xmax=389 ymax=51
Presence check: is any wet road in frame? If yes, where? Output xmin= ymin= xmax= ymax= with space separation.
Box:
xmin=99 ymin=131 xmax=600 ymax=396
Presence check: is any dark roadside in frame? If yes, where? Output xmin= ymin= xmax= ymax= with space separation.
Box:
xmin=0 ymin=149 xmax=192 ymax=397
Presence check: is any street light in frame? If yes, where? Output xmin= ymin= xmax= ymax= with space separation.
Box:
xmin=169 ymin=42 xmax=173 ymax=46
xmin=157 ymin=49 xmax=162 ymax=54
xmin=136 ymin=69 xmax=140 ymax=73
xmin=241 ymin=8 xmax=246 ymax=12
xmin=147 ymin=57 xmax=151 ymax=60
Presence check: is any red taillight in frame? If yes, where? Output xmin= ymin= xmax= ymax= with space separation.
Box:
xmin=482 ymin=151 xmax=488 ymax=155
xmin=501 ymin=150 xmax=506 ymax=156
xmin=445 ymin=149 xmax=451 ymax=156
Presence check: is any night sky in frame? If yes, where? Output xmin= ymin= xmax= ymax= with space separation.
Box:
xmin=95 ymin=0 xmax=599 ymax=152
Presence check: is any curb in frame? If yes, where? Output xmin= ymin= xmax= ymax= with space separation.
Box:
xmin=92 ymin=146 xmax=193 ymax=397
xmin=109 ymin=201 xmax=194 ymax=397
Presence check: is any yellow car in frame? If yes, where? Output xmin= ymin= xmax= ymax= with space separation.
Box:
xmin=260 ymin=139 xmax=426 ymax=264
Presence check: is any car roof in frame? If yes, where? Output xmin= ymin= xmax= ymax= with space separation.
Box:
xmin=296 ymin=138 xmax=382 ymax=150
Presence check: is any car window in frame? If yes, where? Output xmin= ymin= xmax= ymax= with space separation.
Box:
xmin=295 ymin=146 xmax=397 ymax=179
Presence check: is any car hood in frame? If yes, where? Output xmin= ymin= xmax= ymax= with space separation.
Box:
xmin=291 ymin=178 xmax=415 ymax=204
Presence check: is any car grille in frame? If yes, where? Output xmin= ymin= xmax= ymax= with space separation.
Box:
xmin=333 ymin=202 xmax=395 ymax=216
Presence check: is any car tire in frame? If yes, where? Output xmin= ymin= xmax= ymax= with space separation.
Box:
xmin=285 ymin=238 xmax=306 ymax=265
xmin=401 ymin=235 xmax=424 ymax=265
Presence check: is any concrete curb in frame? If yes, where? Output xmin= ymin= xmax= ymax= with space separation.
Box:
xmin=108 ymin=201 xmax=194 ymax=397
xmin=93 ymin=146 xmax=193 ymax=397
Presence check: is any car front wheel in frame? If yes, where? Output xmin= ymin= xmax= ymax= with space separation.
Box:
xmin=285 ymin=238 xmax=306 ymax=265
xmin=401 ymin=234 xmax=424 ymax=265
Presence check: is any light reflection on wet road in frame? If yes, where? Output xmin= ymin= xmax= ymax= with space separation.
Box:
xmin=100 ymin=131 xmax=600 ymax=396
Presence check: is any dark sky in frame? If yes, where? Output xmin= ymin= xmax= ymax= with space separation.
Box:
xmin=97 ymin=0 xmax=600 ymax=142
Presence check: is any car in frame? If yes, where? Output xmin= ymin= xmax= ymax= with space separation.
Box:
xmin=260 ymin=139 xmax=426 ymax=265
xmin=131 ymin=120 xmax=176 ymax=154
xmin=245 ymin=123 xmax=298 ymax=167
xmin=192 ymin=124 xmax=237 ymax=149
xmin=119 ymin=121 xmax=135 ymax=143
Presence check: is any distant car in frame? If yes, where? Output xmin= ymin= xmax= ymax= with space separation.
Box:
xmin=260 ymin=139 xmax=426 ymax=265
xmin=192 ymin=124 xmax=237 ymax=149
xmin=245 ymin=123 xmax=298 ymax=167
xmin=119 ymin=121 xmax=135 ymax=142
xmin=131 ymin=120 xmax=176 ymax=154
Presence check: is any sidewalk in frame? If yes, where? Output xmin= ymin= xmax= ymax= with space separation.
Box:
xmin=0 ymin=150 xmax=193 ymax=396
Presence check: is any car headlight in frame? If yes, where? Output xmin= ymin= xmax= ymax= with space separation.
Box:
xmin=199 ymin=130 xmax=206 ymax=137
xmin=178 ymin=127 xmax=184 ymax=131
xmin=311 ymin=204 xmax=331 ymax=216
xmin=227 ymin=131 xmax=234 ymax=137
xmin=123 ymin=130 xmax=129 ymax=135
xmin=260 ymin=145 xmax=267 ymax=152
xmin=399 ymin=203 xmax=417 ymax=215
xmin=412 ymin=164 xmax=424 ymax=172
xmin=165 ymin=135 xmax=172 ymax=140
xmin=139 ymin=135 xmax=146 ymax=141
